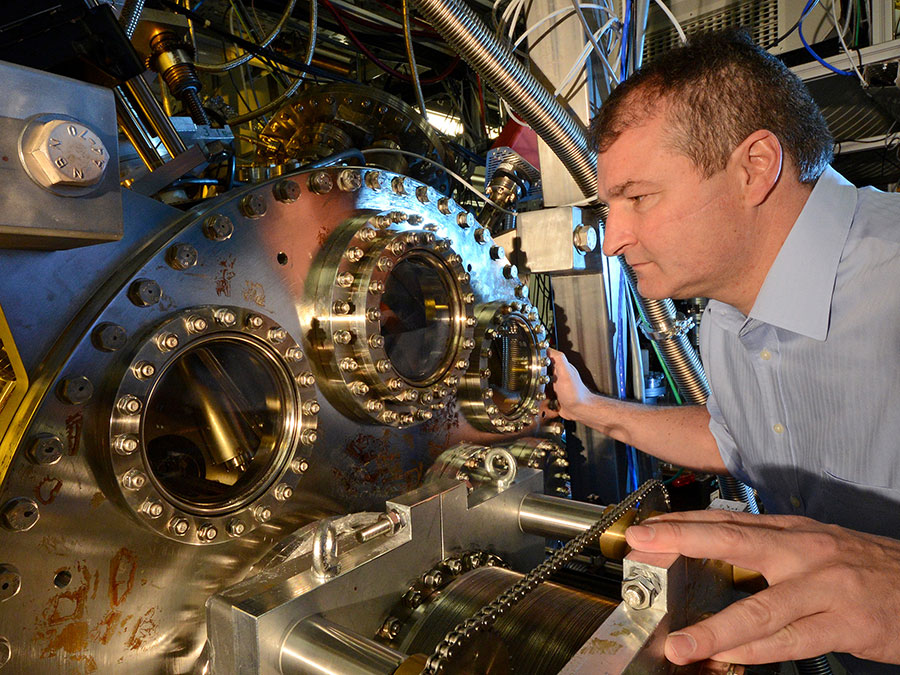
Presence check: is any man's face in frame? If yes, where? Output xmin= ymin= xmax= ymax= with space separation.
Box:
xmin=597 ymin=108 xmax=747 ymax=302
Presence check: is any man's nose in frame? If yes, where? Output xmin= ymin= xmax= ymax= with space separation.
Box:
xmin=601 ymin=204 xmax=636 ymax=257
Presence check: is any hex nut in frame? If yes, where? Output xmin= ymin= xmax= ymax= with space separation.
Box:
xmin=197 ymin=523 xmax=218 ymax=542
xmin=308 ymin=171 xmax=333 ymax=194
xmin=337 ymin=169 xmax=362 ymax=192
xmin=27 ymin=119 xmax=108 ymax=188
xmin=364 ymin=171 xmax=382 ymax=190
xmin=574 ymin=224 xmax=599 ymax=253
xmin=273 ymin=179 xmax=300 ymax=203
xmin=622 ymin=574 xmax=659 ymax=610
xmin=0 ymin=564 xmax=21 ymax=601
xmin=57 ymin=376 xmax=93 ymax=405
xmin=227 ymin=519 xmax=246 ymax=537
xmin=92 ymin=323 xmax=127 ymax=352
xmin=169 ymin=517 xmax=190 ymax=536
xmin=240 ymin=193 xmax=267 ymax=218
xmin=128 ymin=279 xmax=162 ymax=307
xmin=166 ymin=243 xmax=199 ymax=270
xmin=27 ymin=435 xmax=63 ymax=465
xmin=203 ymin=214 xmax=234 ymax=241
xmin=1 ymin=498 xmax=40 ymax=531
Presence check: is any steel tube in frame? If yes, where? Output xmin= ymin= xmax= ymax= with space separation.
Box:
xmin=280 ymin=615 xmax=406 ymax=675
xmin=115 ymin=87 xmax=165 ymax=171
xmin=123 ymin=75 xmax=188 ymax=159
xmin=519 ymin=493 xmax=609 ymax=540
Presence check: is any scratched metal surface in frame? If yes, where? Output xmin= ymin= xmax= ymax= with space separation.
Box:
xmin=0 ymin=168 xmax=542 ymax=673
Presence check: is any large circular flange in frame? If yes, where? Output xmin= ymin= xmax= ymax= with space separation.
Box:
xmin=108 ymin=306 xmax=318 ymax=544
xmin=459 ymin=302 xmax=549 ymax=434
xmin=316 ymin=213 xmax=477 ymax=428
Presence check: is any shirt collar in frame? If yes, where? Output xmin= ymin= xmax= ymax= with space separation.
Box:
xmin=746 ymin=166 xmax=857 ymax=341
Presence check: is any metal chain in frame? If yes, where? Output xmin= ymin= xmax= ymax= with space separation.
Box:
xmin=422 ymin=478 xmax=669 ymax=674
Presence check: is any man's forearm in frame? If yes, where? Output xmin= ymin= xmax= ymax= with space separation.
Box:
xmin=568 ymin=394 xmax=728 ymax=474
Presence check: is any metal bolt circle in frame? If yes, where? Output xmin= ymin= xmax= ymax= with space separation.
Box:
xmin=128 ymin=279 xmax=161 ymax=307
xmin=240 ymin=193 xmax=268 ymax=218
xmin=92 ymin=323 xmax=127 ymax=352
xmin=27 ymin=435 xmax=63 ymax=465
xmin=203 ymin=214 xmax=234 ymax=241
xmin=166 ymin=243 xmax=199 ymax=270
xmin=58 ymin=376 xmax=93 ymax=405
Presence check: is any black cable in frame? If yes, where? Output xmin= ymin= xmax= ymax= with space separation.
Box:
xmin=763 ymin=0 xmax=820 ymax=50
xmin=295 ymin=148 xmax=367 ymax=171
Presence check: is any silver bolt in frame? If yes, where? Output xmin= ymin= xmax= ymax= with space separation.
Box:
xmin=197 ymin=523 xmax=218 ymax=542
xmin=274 ymin=483 xmax=293 ymax=501
xmin=574 ymin=225 xmax=599 ymax=253
xmin=117 ymin=394 xmax=142 ymax=415
xmin=27 ymin=120 xmax=108 ymax=188
xmin=0 ymin=565 xmax=21 ymax=602
xmin=240 ymin=193 xmax=267 ymax=218
xmin=273 ymin=179 xmax=300 ymax=203
xmin=337 ymin=169 xmax=362 ymax=192
xmin=227 ymin=519 xmax=246 ymax=537
xmin=336 ymin=272 xmax=355 ymax=287
xmin=132 ymin=361 xmax=156 ymax=380
xmin=92 ymin=322 xmax=127 ymax=351
xmin=26 ymin=434 xmax=63 ymax=466
xmin=215 ymin=308 xmax=237 ymax=327
xmin=365 ymin=399 xmax=384 ymax=412
xmin=389 ymin=211 xmax=407 ymax=223
xmin=391 ymin=176 xmax=406 ymax=195
xmin=379 ymin=617 xmax=402 ymax=640
xmin=185 ymin=315 xmax=208 ymax=333
xmin=291 ymin=458 xmax=309 ymax=474
xmin=297 ymin=372 xmax=316 ymax=388
xmin=389 ymin=241 xmax=405 ymax=255
xmin=359 ymin=227 xmax=378 ymax=242
xmin=113 ymin=434 xmax=139 ymax=455
xmin=339 ymin=357 xmax=358 ymax=372
xmin=302 ymin=400 xmax=320 ymax=415
xmin=348 ymin=381 xmax=369 ymax=396
xmin=364 ymin=171 xmax=382 ymax=190
xmin=474 ymin=227 xmax=489 ymax=244
xmin=490 ymin=245 xmax=505 ymax=260
xmin=140 ymin=499 xmax=164 ymax=519
xmin=121 ymin=469 xmax=146 ymax=491
xmin=166 ymin=243 xmax=198 ymax=270
xmin=369 ymin=280 xmax=385 ymax=294
xmin=515 ymin=284 xmax=529 ymax=299
xmin=247 ymin=314 xmax=265 ymax=329
xmin=423 ymin=570 xmax=443 ymax=588
xmin=345 ymin=247 xmax=364 ymax=263
xmin=300 ymin=429 xmax=318 ymax=445
xmin=156 ymin=332 xmax=179 ymax=351
xmin=376 ymin=359 xmax=391 ymax=372
xmin=503 ymin=264 xmax=518 ymax=279
xmin=377 ymin=257 xmax=394 ymax=272
xmin=333 ymin=330 xmax=353 ymax=345
xmin=417 ymin=409 xmax=432 ymax=421
xmin=458 ymin=272 xmax=470 ymax=284
xmin=1 ymin=498 xmax=39 ymax=531
xmin=308 ymin=171 xmax=333 ymax=194
xmin=622 ymin=575 xmax=659 ymax=610
xmin=168 ymin=517 xmax=190 ymax=536
xmin=253 ymin=505 xmax=272 ymax=523
xmin=333 ymin=301 xmax=351 ymax=315
xmin=388 ymin=378 xmax=403 ymax=391
xmin=268 ymin=327 xmax=287 ymax=343
xmin=203 ymin=214 xmax=234 ymax=241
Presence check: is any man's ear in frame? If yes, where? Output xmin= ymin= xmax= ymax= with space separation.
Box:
xmin=729 ymin=129 xmax=783 ymax=207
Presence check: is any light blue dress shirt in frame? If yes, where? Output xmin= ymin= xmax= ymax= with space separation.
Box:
xmin=701 ymin=166 xmax=900 ymax=532
xmin=700 ymin=167 xmax=900 ymax=672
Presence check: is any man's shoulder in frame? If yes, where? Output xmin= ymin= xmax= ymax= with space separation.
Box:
xmin=850 ymin=186 xmax=900 ymax=245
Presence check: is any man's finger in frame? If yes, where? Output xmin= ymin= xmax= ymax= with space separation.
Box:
xmin=662 ymin=578 xmax=828 ymax=664
xmin=643 ymin=509 xmax=810 ymax=531
xmin=708 ymin=613 xmax=846 ymax=665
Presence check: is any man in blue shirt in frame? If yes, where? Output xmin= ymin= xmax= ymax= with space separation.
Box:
xmin=548 ymin=29 xmax=900 ymax=672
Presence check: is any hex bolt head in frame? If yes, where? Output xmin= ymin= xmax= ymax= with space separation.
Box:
xmin=273 ymin=483 xmax=293 ymax=501
xmin=364 ymin=171 xmax=382 ymax=190
xmin=337 ymin=169 xmax=362 ymax=192
xmin=27 ymin=120 xmax=108 ymax=188
xmin=268 ymin=327 xmax=287 ymax=343
xmin=377 ymin=257 xmax=394 ymax=272
xmin=308 ymin=171 xmax=333 ymax=194
xmin=132 ymin=361 xmax=156 ymax=380
xmin=203 ymin=214 xmax=234 ymax=241
xmin=253 ymin=505 xmax=272 ymax=523
xmin=117 ymin=395 xmax=143 ymax=415
xmin=336 ymin=272 xmax=355 ymax=288
xmin=366 ymin=308 xmax=382 ymax=322
xmin=515 ymin=284 xmax=529 ymax=299
xmin=622 ymin=576 xmax=658 ymax=610
xmin=291 ymin=458 xmax=309 ymax=474
xmin=573 ymin=225 xmax=599 ymax=253
xmin=369 ymin=280 xmax=385 ymax=294
xmin=348 ymin=381 xmax=369 ymax=396
xmin=474 ymin=227 xmax=489 ymax=244
xmin=128 ymin=279 xmax=161 ymax=307
xmin=333 ymin=301 xmax=351 ymax=315
xmin=214 ymin=308 xmax=237 ymax=327
xmin=379 ymin=617 xmax=402 ymax=640
xmin=339 ymin=357 xmax=358 ymax=372
xmin=365 ymin=399 xmax=384 ymax=412
xmin=273 ymin=179 xmax=300 ymax=203
xmin=333 ymin=330 xmax=353 ymax=345
xmin=246 ymin=314 xmax=265 ymax=329
xmin=457 ymin=213 xmax=471 ymax=228
xmin=368 ymin=334 xmax=385 ymax=349
xmin=302 ymin=400 xmax=320 ymax=415
xmin=489 ymin=245 xmax=505 ymax=261
xmin=286 ymin=347 xmax=305 ymax=362
xmin=345 ymin=247 xmax=364 ymax=263
xmin=27 ymin=435 xmax=63 ymax=465
xmin=502 ymin=264 xmax=518 ymax=279
xmin=57 ymin=376 xmax=93 ymax=405
xmin=376 ymin=359 xmax=391 ymax=373
xmin=121 ymin=469 xmax=147 ymax=491
xmin=140 ymin=499 xmax=164 ymax=519
xmin=168 ymin=517 xmax=190 ymax=536
xmin=437 ymin=197 xmax=451 ymax=214
xmin=113 ymin=434 xmax=139 ymax=456
xmin=166 ymin=243 xmax=198 ymax=270
xmin=463 ymin=292 xmax=475 ymax=304
xmin=92 ymin=323 xmax=127 ymax=352
xmin=300 ymin=429 xmax=318 ymax=445
xmin=297 ymin=372 xmax=316 ymax=388
xmin=227 ymin=519 xmax=246 ymax=537
xmin=240 ymin=193 xmax=268 ymax=219
xmin=156 ymin=332 xmax=180 ymax=352
xmin=1 ymin=498 xmax=39 ymax=531
xmin=423 ymin=570 xmax=443 ymax=588
xmin=185 ymin=316 xmax=208 ymax=334
xmin=0 ymin=565 xmax=21 ymax=601
xmin=391 ymin=176 xmax=406 ymax=195
xmin=416 ymin=185 xmax=430 ymax=203
xmin=196 ymin=523 xmax=218 ymax=542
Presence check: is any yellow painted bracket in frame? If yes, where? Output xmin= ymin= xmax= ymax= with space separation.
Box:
xmin=0 ymin=303 xmax=28 ymax=486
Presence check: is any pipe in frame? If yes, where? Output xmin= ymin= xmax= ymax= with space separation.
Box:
xmin=115 ymin=87 xmax=165 ymax=171
xmin=280 ymin=615 xmax=406 ymax=675
xmin=123 ymin=75 xmax=188 ymax=158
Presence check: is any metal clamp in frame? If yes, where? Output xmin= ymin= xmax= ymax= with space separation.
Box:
xmin=638 ymin=312 xmax=694 ymax=342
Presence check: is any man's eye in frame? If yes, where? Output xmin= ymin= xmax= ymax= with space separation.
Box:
xmin=629 ymin=195 xmax=645 ymax=203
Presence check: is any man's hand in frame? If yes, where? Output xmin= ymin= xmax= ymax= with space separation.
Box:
xmin=624 ymin=509 xmax=900 ymax=666
xmin=546 ymin=348 xmax=595 ymax=421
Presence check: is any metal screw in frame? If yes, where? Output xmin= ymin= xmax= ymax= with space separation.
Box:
xmin=403 ymin=588 xmax=422 ymax=608
xmin=416 ymin=185 xmax=430 ymax=203
xmin=389 ymin=240 xmax=405 ymax=255
xmin=388 ymin=378 xmax=403 ymax=391
xmin=253 ymin=505 xmax=272 ymax=523
xmin=297 ymin=372 xmax=316 ymax=388
xmin=184 ymin=315 xmax=207 ymax=334
xmin=337 ymin=169 xmax=362 ymax=192
xmin=92 ymin=323 xmax=127 ymax=352
xmin=369 ymin=280 xmax=385 ymax=294
xmin=113 ymin=434 xmax=139 ymax=455
xmin=302 ymin=400 xmax=320 ymax=415
xmin=291 ymin=458 xmax=309 ymax=474
xmin=365 ymin=171 xmax=382 ymax=190
xmin=168 ymin=517 xmax=190 ymax=536
xmin=58 ymin=376 xmax=93 ymax=405
xmin=128 ymin=279 xmax=161 ymax=307
xmin=274 ymin=483 xmax=293 ymax=501
xmin=140 ymin=499 xmax=164 ymax=519
xmin=246 ymin=314 xmax=264 ymax=329
xmin=1 ymin=498 xmax=39 ymax=531
xmin=376 ymin=359 xmax=391 ymax=372
xmin=423 ymin=570 xmax=443 ymax=588
xmin=348 ymin=381 xmax=369 ymax=396
xmin=121 ymin=469 xmax=146 ymax=491
xmin=0 ymin=565 xmax=21 ymax=602
xmin=156 ymin=332 xmax=179 ymax=352
xmin=345 ymin=247 xmax=364 ymax=263
xmin=574 ymin=225 xmax=598 ymax=253
xmin=458 ymin=272 xmax=470 ymax=284
xmin=378 ymin=617 xmax=402 ymax=640
xmin=365 ymin=399 xmax=384 ymax=413
xmin=417 ymin=409 xmax=432 ymax=421
xmin=391 ymin=176 xmax=406 ymax=195
xmin=117 ymin=395 xmax=142 ymax=416
xmin=132 ymin=361 xmax=156 ymax=380
xmin=489 ymin=245 xmax=505 ymax=261
xmin=437 ymin=197 xmax=451 ymax=214
xmin=286 ymin=347 xmax=304 ymax=362
xmin=227 ymin=519 xmax=246 ymax=537
xmin=339 ymin=357 xmax=358 ymax=372
xmin=368 ymin=334 xmax=385 ymax=349
xmin=268 ymin=327 xmax=287 ymax=343
xmin=457 ymin=213 xmax=471 ymax=228
xmin=300 ymin=429 xmax=318 ymax=445
xmin=273 ymin=179 xmax=300 ymax=203
xmin=474 ymin=227 xmax=489 ymax=244
xmin=515 ymin=284 xmax=529 ymax=299
xmin=203 ymin=214 xmax=234 ymax=241
xmin=333 ymin=301 xmax=351 ymax=315
xmin=622 ymin=574 xmax=659 ymax=610
xmin=214 ymin=308 xmax=237 ymax=327
xmin=197 ymin=523 xmax=218 ymax=542
xmin=377 ymin=257 xmax=394 ymax=272
xmin=308 ymin=171 xmax=333 ymax=194
xmin=240 ymin=193 xmax=267 ymax=218
xmin=336 ymin=272 xmax=355 ymax=287
xmin=333 ymin=330 xmax=353 ymax=345
xmin=166 ymin=243 xmax=198 ymax=270
xmin=503 ymin=264 xmax=518 ymax=279
xmin=27 ymin=435 xmax=63 ymax=465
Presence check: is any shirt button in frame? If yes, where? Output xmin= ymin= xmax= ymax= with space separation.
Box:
xmin=773 ymin=423 xmax=785 ymax=434
xmin=790 ymin=495 xmax=801 ymax=509
xmin=760 ymin=349 xmax=772 ymax=360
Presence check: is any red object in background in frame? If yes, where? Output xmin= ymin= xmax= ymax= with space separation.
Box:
xmin=672 ymin=471 xmax=696 ymax=488
xmin=491 ymin=119 xmax=541 ymax=170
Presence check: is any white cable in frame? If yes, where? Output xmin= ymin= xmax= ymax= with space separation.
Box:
xmin=651 ymin=0 xmax=687 ymax=43
xmin=511 ymin=4 xmax=618 ymax=52
xmin=554 ymin=19 xmax=620 ymax=95
xmin=829 ymin=0 xmax=866 ymax=86
xmin=359 ymin=149 xmax=519 ymax=214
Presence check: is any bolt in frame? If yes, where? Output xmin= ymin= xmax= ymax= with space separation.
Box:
xmin=333 ymin=330 xmax=353 ymax=345
xmin=214 ymin=308 xmax=237 ymax=327
xmin=463 ymin=293 xmax=475 ymax=304
xmin=308 ymin=171 xmax=333 ymax=194
xmin=336 ymin=272 xmax=355 ymax=288
xmin=0 ymin=565 xmax=21 ymax=602
xmin=387 ymin=378 xmax=403 ymax=391
xmin=140 ymin=499 xmax=164 ymax=519
xmin=227 ymin=519 xmax=246 ymax=537
xmin=457 ymin=213 xmax=471 ymax=228
xmin=391 ymin=176 xmax=406 ymax=195
xmin=240 ymin=193 xmax=267 ymax=218
xmin=297 ymin=372 xmax=316 ymax=388
xmin=417 ymin=409 xmax=433 ymax=421
xmin=27 ymin=435 xmax=63 ymax=465
xmin=369 ymin=280 xmax=385 ymax=294
xmin=128 ymin=279 xmax=161 ymax=307
xmin=1 ymin=498 xmax=39 ymax=531
xmin=359 ymin=227 xmax=378 ymax=242
xmin=622 ymin=574 xmax=659 ymax=610
xmin=490 ymin=245 xmax=505 ymax=260
xmin=416 ymin=185 xmax=430 ymax=203
xmin=446 ymin=253 xmax=462 ymax=265
xmin=0 ymin=636 xmax=9 ymax=667
xmin=437 ymin=197 xmax=451 ymax=214
xmin=408 ymin=214 xmax=423 ymax=225
xmin=339 ymin=357 xmax=358 ymax=372
xmin=246 ymin=314 xmax=265 ymax=329
xmin=132 ymin=361 xmax=156 ymax=380
xmin=92 ymin=323 xmax=127 ymax=352
xmin=197 ymin=523 xmax=218 ymax=542
xmin=466 ymin=316 xmax=477 ymax=327
xmin=300 ymin=429 xmax=318 ymax=445
xmin=156 ymin=332 xmax=179 ymax=352
xmin=27 ymin=119 xmax=108 ymax=188
xmin=474 ymin=227 xmax=489 ymax=244
xmin=375 ymin=359 xmax=391 ymax=372
xmin=121 ymin=469 xmax=147 ymax=491
xmin=337 ymin=169 xmax=362 ymax=192
xmin=58 ymin=376 xmax=93 ymax=405
xmin=348 ymin=381 xmax=369 ymax=396
xmin=166 ymin=243 xmax=198 ymax=270
xmin=458 ymin=272 xmax=470 ymax=284
xmin=113 ymin=434 xmax=139 ymax=455
xmin=274 ymin=483 xmax=294 ymax=501
xmin=268 ymin=327 xmax=287 ymax=343
xmin=291 ymin=458 xmax=310 ymax=474
xmin=117 ymin=395 xmax=142 ymax=416
xmin=366 ymin=307 xmax=382 ymax=323
xmin=574 ymin=225 xmax=598 ymax=253
xmin=302 ymin=400 xmax=320 ymax=415
xmin=378 ymin=617 xmax=402 ymax=640
xmin=203 ymin=214 xmax=234 ymax=241
xmin=423 ymin=570 xmax=443 ymax=588
xmin=381 ymin=410 xmax=399 ymax=423
xmin=377 ymin=257 xmax=394 ymax=272
xmin=168 ymin=517 xmax=190 ymax=536
xmin=253 ymin=505 xmax=272 ymax=523
xmin=185 ymin=315 xmax=208 ymax=333
xmin=403 ymin=588 xmax=422 ymax=607
xmin=345 ymin=247 xmax=364 ymax=263
xmin=333 ymin=301 xmax=351 ymax=315
xmin=273 ymin=179 xmax=300 ymax=203
xmin=389 ymin=211 xmax=407 ymax=223
xmin=389 ymin=241 xmax=405 ymax=255
xmin=365 ymin=399 xmax=384 ymax=413
xmin=365 ymin=171 xmax=382 ymax=190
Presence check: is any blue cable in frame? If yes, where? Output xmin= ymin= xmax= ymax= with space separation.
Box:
xmin=797 ymin=0 xmax=855 ymax=76
xmin=621 ymin=0 xmax=631 ymax=80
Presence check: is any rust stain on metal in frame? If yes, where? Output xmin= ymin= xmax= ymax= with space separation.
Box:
xmin=36 ymin=476 xmax=63 ymax=504
xmin=90 ymin=610 xmax=122 ymax=645
xmin=581 ymin=638 xmax=623 ymax=655
xmin=335 ymin=432 xmax=414 ymax=498
xmin=125 ymin=607 xmax=158 ymax=651
xmin=42 ymin=562 xmax=92 ymax=625
xmin=109 ymin=548 xmax=138 ymax=607
xmin=40 ymin=620 xmax=89 ymax=655
xmin=90 ymin=491 xmax=105 ymax=509
xmin=316 ymin=224 xmax=331 ymax=247
xmin=216 ymin=255 xmax=236 ymax=296
xmin=242 ymin=280 xmax=266 ymax=307
xmin=610 ymin=627 xmax=631 ymax=637
xmin=65 ymin=411 xmax=83 ymax=455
